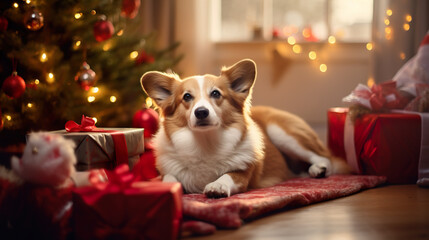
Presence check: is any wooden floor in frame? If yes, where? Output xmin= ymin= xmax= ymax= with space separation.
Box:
xmin=187 ymin=185 xmax=429 ymax=240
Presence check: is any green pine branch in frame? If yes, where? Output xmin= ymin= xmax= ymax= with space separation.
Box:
xmin=0 ymin=0 xmax=181 ymax=145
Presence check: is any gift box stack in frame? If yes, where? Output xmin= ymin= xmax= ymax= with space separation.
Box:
xmin=0 ymin=107 xmax=180 ymax=239
xmin=1 ymin=112 xmax=183 ymax=239
xmin=329 ymin=30 xmax=429 ymax=186
xmin=0 ymin=164 xmax=183 ymax=240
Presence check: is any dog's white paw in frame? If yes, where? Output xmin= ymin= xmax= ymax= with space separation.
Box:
xmin=308 ymin=156 xmax=332 ymax=178
xmin=203 ymin=181 xmax=231 ymax=198
xmin=203 ymin=174 xmax=238 ymax=198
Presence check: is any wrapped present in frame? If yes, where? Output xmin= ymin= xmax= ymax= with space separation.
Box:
xmin=73 ymin=165 xmax=183 ymax=240
xmin=328 ymin=108 xmax=429 ymax=185
xmin=50 ymin=116 xmax=144 ymax=171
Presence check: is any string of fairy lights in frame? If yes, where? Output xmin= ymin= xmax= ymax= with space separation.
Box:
xmin=4 ymin=0 xmax=147 ymax=125
xmin=366 ymin=8 xmax=413 ymax=88
xmin=276 ymin=8 xmax=413 ymax=82
xmin=275 ymin=7 xmax=413 ymax=89
xmin=275 ymin=33 xmax=340 ymax=74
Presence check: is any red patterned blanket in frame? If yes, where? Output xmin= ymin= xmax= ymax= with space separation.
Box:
xmin=181 ymin=175 xmax=386 ymax=236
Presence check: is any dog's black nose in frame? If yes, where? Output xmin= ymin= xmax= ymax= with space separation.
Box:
xmin=195 ymin=107 xmax=209 ymax=119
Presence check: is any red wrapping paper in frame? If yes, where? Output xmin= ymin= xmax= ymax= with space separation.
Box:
xmin=133 ymin=138 xmax=159 ymax=181
xmin=328 ymin=108 xmax=348 ymax=161
xmin=132 ymin=150 xmax=159 ymax=181
xmin=72 ymin=166 xmax=182 ymax=240
xmin=328 ymin=108 xmax=421 ymax=184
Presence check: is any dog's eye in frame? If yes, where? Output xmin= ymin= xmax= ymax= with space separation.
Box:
xmin=210 ymin=90 xmax=221 ymax=99
xmin=183 ymin=93 xmax=193 ymax=102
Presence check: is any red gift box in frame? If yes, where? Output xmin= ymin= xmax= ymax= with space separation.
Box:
xmin=72 ymin=165 xmax=182 ymax=240
xmin=328 ymin=108 xmax=429 ymax=184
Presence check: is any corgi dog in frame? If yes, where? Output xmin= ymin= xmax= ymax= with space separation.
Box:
xmin=140 ymin=59 xmax=350 ymax=198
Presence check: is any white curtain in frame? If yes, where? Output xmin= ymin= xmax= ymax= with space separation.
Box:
xmin=371 ymin=0 xmax=429 ymax=83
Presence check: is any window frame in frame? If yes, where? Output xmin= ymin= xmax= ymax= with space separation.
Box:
xmin=210 ymin=0 xmax=373 ymax=44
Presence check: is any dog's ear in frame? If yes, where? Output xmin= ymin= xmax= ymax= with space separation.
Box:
xmin=140 ymin=71 xmax=178 ymax=114
xmin=221 ymin=59 xmax=257 ymax=98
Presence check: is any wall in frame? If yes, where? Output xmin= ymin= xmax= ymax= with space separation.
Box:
xmin=174 ymin=0 xmax=370 ymax=126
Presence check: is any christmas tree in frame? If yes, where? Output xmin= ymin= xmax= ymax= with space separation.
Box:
xmin=0 ymin=0 xmax=181 ymax=145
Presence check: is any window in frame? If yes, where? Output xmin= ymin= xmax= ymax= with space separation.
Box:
xmin=211 ymin=0 xmax=373 ymax=43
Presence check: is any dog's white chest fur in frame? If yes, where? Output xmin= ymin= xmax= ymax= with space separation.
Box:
xmin=154 ymin=124 xmax=262 ymax=193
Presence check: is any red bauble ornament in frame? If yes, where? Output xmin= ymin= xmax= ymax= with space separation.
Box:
xmin=2 ymin=72 xmax=26 ymax=98
xmin=74 ymin=62 xmax=96 ymax=91
xmin=302 ymin=26 xmax=318 ymax=42
xmin=121 ymin=0 xmax=141 ymax=19
xmin=272 ymin=28 xmax=280 ymax=39
xmin=132 ymin=106 xmax=159 ymax=181
xmin=135 ymin=50 xmax=155 ymax=65
xmin=132 ymin=107 xmax=159 ymax=138
xmin=0 ymin=16 xmax=8 ymax=31
xmin=24 ymin=7 xmax=44 ymax=31
xmin=93 ymin=17 xmax=114 ymax=42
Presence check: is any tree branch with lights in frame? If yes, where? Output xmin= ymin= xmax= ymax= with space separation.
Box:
xmin=0 ymin=0 xmax=181 ymax=146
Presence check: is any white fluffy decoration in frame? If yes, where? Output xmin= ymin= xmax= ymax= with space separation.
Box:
xmin=11 ymin=132 xmax=77 ymax=187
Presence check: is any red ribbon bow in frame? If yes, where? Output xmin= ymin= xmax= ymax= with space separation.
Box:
xmin=65 ymin=115 xmax=97 ymax=132
xmin=76 ymin=165 xmax=137 ymax=209
xmin=372 ymin=81 xmax=412 ymax=110
xmin=89 ymin=164 xmax=134 ymax=190
xmin=75 ymin=165 xmax=139 ymax=232
xmin=369 ymin=81 xmax=397 ymax=110
xmin=352 ymin=81 xmax=407 ymax=111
